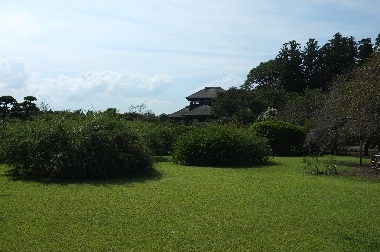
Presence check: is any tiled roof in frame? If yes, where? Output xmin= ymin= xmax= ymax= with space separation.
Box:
xmin=186 ymin=87 xmax=224 ymax=100
xmin=185 ymin=105 xmax=213 ymax=116
xmin=168 ymin=106 xmax=189 ymax=118
xmin=168 ymin=105 xmax=214 ymax=117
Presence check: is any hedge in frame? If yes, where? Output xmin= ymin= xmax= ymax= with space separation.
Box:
xmin=172 ymin=124 xmax=271 ymax=166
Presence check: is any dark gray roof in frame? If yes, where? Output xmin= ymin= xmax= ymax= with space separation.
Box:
xmin=168 ymin=106 xmax=189 ymax=118
xmin=186 ymin=87 xmax=224 ymax=100
xmin=168 ymin=105 xmax=214 ymax=117
xmin=185 ymin=105 xmax=213 ymax=116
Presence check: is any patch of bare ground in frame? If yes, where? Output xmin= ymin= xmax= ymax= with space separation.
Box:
xmin=340 ymin=162 xmax=380 ymax=181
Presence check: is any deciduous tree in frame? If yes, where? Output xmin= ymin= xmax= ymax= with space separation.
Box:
xmin=242 ymin=60 xmax=281 ymax=90
xmin=306 ymin=52 xmax=380 ymax=153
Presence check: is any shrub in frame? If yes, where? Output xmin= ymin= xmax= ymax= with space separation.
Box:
xmin=124 ymin=121 xmax=192 ymax=156
xmin=125 ymin=121 xmax=173 ymax=156
xmin=250 ymin=120 xmax=306 ymax=156
xmin=303 ymin=155 xmax=338 ymax=175
xmin=172 ymin=124 xmax=271 ymax=166
xmin=0 ymin=114 xmax=154 ymax=179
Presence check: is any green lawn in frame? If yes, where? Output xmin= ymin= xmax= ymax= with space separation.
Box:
xmin=1 ymin=156 xmax=380 ymax=251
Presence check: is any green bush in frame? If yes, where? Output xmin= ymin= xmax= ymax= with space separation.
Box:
xmin=172 ymin=124 xmax=271 ymax=166
xmin=125 ymin=121 xmax=172 ymax=156
xmin=124 ymin=121 xmax=192 ymax=156
xmin=0 ymin=114 xmax=154 ymax=179
xmin=250 ymin=120 xmax=306 ymax=156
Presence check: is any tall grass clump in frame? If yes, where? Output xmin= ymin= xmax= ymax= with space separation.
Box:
xmin=172 ymin=124 xmax=271 ymax=166
xmin=0 ymin=113 xmax=153 ymax=179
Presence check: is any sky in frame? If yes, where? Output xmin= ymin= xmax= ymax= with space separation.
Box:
xmin=1 ymin=0 xmax=379 ymax=115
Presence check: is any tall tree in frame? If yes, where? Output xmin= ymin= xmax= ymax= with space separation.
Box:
xmin=357 ymin=38 xmax=373 ymax=65
xmin=375 ymin=33 xmax=380 ymax=52
xmin=276 ymin=40 xmax=305 ymax=93
xmin=302 ymin=38 xmax=322 ymax=89
xmin=319 ymin=33 xmax=357 ymax=86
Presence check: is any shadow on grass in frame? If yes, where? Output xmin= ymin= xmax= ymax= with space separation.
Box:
xmin=175 ymin=160 xmax=281 ymax=169
xmin=154 ymin=156 xmax=172 ymax=162
xmin=3 ymin=168 xmax=163 ymax=186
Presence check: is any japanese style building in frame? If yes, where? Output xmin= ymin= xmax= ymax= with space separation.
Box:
xmin=168 ymin=87 xmax=225 ymax=124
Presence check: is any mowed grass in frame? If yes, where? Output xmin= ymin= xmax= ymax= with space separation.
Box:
xmin=1 ymin=156 xmax=380 ymax=251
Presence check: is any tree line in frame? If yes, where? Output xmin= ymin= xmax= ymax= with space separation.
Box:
xmin=242 ymin=32 xmax=380 ymax=93
xmin=212 ymin=32 xmax=380 ymax=154
xmin=0 ymin=96 xmax=39 ymax=120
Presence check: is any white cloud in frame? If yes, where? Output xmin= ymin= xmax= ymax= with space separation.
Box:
xmin=0 ymin=57 xmax=173 ymax=112
xmin=190 ymin=74 xmax=244 ymax=95
xmin=0 ymin=58 xmax=30 ymax=89
xmin=208 ymin=74 xmax=244 ymax=90
xmin=25 ymin=70 xmax=173 ymax=111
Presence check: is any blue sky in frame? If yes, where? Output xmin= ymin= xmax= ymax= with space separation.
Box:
xmin=1 ymin=0 xmax=379 ymax=115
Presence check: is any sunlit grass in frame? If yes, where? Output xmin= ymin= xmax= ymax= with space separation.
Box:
xmin=1 ymin=156 xmax=380 ymax=251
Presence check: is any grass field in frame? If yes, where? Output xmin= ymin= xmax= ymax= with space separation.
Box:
xmin=1 ymin=156 xmax=380 ymax=251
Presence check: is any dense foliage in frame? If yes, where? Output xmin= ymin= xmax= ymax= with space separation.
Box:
xmin=305 ymin=52 xmax=380 ymax=153
xmin=211 ymin=87 xmax=266 ymax=124
xmin=172 ymin=124 xmax=271 ymax=166
xmin=242 ymin=33 xmax=380 ymax=93
xmin=250 ymin=120 xmax=306 ymax=156
xmin=0 ymin=114 xmax=154 ymax=179
xmin=282 ymin=88 xmax=326 ymax=127
xmin=125 ymin=120 xmax=192 ymax=156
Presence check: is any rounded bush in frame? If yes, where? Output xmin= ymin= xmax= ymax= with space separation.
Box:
xmin=250 ymin=120 xmax=306 ymax=156
xmin=172 ymin=124 xmax=271 ymax=166
xmin=1 ymin=114 xmax=154 ymax=179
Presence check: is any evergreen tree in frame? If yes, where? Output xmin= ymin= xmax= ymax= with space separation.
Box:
xmin=302 ymin=38 xmax=322 ymax=89
xmin=276 ymin=40 xmax=305 ymax=93
xmin=357 ymin=38 xmax=373 ymax=65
